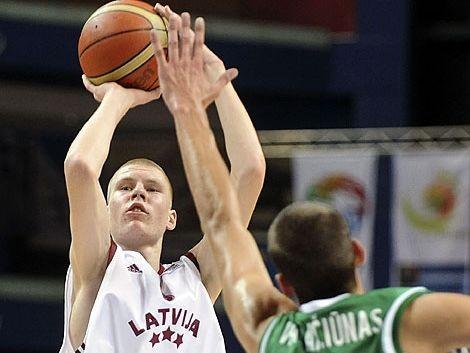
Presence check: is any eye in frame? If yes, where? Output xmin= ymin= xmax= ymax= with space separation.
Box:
xmin=120 ymin=185 xmax=132 ymax=191
xmin=147 ymin=187 xmax=158 ymax=193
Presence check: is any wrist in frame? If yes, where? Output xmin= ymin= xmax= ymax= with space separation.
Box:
xmin=204 ymin=62 xmax=226 ymax=82
xmin=101 ymin=90 xmax=132 ymax=121
xmin=103 ymin=88 xmax=132 ymax=110
xmin=172 ymin=102 xmax=206 ymax=120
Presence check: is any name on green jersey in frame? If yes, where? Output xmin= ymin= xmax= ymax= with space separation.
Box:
xmin=279 ymin=308 xmax=383 ymax=352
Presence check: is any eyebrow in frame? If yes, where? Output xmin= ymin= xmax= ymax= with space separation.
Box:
xmin=115 ymin=177 xmax=164 ymax=186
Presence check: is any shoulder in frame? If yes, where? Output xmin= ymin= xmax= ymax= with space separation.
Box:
xmin=161 ymin=252 xmax=201 ymax=279
xmin=380 ymin=287 xmax=431 ymax=353
xmin=259 ymin=312 xmax=300 ymax=353
xmin=365 ymin=286 xmax=430 ymax=305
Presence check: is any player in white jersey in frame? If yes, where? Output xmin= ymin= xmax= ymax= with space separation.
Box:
xmin=59 ymin=5 xmax=265 ymax=352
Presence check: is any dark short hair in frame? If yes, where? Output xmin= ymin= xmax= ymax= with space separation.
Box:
xmin=267 ymin=201 xmax=355 ymax=303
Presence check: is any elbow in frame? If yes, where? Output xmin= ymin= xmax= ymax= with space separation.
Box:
xmin=201 ymin=203 xmax=234 ymax=236
xmin=236 ymin=154 xmax=266 ymax=188
xmin=64 ymin=154 xmax=97 ymax=181
xmin=251 ymin=154 xmax=266 ymax=181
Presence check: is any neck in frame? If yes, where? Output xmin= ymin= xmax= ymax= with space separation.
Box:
xmin=139 ymin=242 xmax=163 ymax=271
xmin=352 ymin=269 xmax=365 ymax=294
xmin=118 ymin=236 xmax=164 ymax=272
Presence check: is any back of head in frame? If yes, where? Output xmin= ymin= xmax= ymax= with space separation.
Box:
xmin=267 ymin=201 xmax=355 ymax=303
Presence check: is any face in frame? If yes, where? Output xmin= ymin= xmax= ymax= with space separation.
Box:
xmin=108 ymin=165 xmax=176 ymax=250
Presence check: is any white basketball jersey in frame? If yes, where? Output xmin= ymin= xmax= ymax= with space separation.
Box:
xmin=59 ymin=245 xmax=226 ymax=353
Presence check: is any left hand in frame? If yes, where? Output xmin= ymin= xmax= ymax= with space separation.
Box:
xmin=154 ymin=4 xmax=229 ymax=84
xmin=82 ymin=75 xmax=161 ymax=109
xmin=150 ymin=12 xmax=238 ymax=114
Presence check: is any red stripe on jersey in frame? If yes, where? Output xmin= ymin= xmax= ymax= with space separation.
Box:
xmin=158 ymin=264 xmax=165 ymax=275
xmin=184 ymin=252 xmax=200 ymax=272
xmin=107 ymin=239 xmax=117 ymax=267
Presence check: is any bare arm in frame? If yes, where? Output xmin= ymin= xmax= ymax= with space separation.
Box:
xmin=155 ymin=4 xmax=266 ymax=302
xmin=210 ymin=64 xmax=266 ymax=226
xmin=65 ymin=85 xmax=127 ymax=286
xmin=190 ymin=60 xmax=265 ymax=302
xmin=64 ymin=80 xmax=160 ymax=346
xmin=151 ymin=13 xmax=295 ymax=353
xmin=65 ymin=79 xmax=160 ymax=284
xmin=400 ymin=292 xmax=470 ymax=353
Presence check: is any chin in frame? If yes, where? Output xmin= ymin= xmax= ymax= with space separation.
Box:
xmin=118 ymin=225 xmax=160 ymax=248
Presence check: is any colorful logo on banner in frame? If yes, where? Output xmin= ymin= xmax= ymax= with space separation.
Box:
xmin=306 ymin=174 xmax=366 ymax=234
xmin=402 ymin=172 xmax=457 ymax=234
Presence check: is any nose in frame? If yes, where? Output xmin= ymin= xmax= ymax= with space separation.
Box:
xmin=131 ymin=184 xmax=146 ymax=201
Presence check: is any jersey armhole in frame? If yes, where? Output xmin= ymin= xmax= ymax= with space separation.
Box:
xmin=259 ymin=315 xmax=281 ymax=353
xmin=381 ymin=287 xmax=429 ymax=353
xmin=106 ymin=238 xmax=117 ymax=267
xmin=183 ymin=252 xmax=200 ymax=273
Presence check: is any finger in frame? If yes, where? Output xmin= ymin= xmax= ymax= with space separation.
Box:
xmin=150 ymin=29 xmax=168 ymax=68
xmin=152 ymin=87 xmax=162 ymax=99
xmin=140 ymin=87 xmax=162 ymax=103
xmin=181 ymin=13 xmax=192 ymax=62
xmin=204 ymin=68 xmax=238 ymax=106
xmin=164 ymin=5 xmax=174 ymax=18
xmin=193 ymin=17 xmax=205 ymax=66
xmin=154 ymin=3 xmax=165 ymax=17
xmin=168 ymin=13 xmax=180 ymax=62
xmin=82 ymin=75 xmax=95 ymax=93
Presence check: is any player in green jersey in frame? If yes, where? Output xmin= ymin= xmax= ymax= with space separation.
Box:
xmin=150 ymin=9 xmax=470 ymax=353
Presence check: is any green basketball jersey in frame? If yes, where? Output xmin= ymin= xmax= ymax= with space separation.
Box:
xmin=259 ymin=287 xmax=430 ymax=353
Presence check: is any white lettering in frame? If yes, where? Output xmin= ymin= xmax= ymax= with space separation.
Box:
xmin=358 ymin=310 xmax=373 ymax=340
xmin=330 ymin=312 xmax=344 ymax=346
xmin=341 ymin=312 xmax=358 ymax=344
xmin=321 ymin=317 xmax=332 ymax=348
xmin=279 ymin=321 xmax=299 ymax=346
xmin=370 ymin=308 xmax=383 ymax=334
xmin=304 ymin=318 xmax=322 ymax=352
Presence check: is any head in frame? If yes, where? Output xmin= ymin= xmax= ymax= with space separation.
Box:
xmin=267 ymin=201 xmax=365 ymax=303
xmin=107 ymin=159 xmax=177 ymax=250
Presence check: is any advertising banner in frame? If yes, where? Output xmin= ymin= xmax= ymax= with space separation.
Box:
xmin=292 ymin=150 xmax=378 ymax=290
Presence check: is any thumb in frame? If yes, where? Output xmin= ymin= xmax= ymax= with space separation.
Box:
xmin=203 ymin=68 xmax=238 ymax=106
xmin=82 ymin=75 xmax=95 ymax=93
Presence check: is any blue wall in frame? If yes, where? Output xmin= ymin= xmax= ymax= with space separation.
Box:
xmin=0 ymin=0 xmax=410 ymax=128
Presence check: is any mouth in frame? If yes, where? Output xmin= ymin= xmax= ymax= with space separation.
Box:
xmin=126 ymin=204 xmax=148 ymax=215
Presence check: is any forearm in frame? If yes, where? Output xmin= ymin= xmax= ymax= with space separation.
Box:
xmin=65 ymin=92 xmax=130 ymax=177
xmin=173 ymin=106 xmax=236 ymax=229
xmin=215 ymin=84 xmax=265 ymax=173
xmin=214 ymin=83 xmax=266 ymax=226
xmin=174 ymin=105 xmax=268 ymax=281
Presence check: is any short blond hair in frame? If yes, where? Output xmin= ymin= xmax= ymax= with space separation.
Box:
xmin=106 ymin=158 xmax=173 ymax=203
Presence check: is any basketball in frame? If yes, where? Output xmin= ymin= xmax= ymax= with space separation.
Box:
xmin=78 ymin=0 xmax=168 ymax=91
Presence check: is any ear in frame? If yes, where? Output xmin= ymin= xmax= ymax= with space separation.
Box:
xmin=352 ymin=239 xmax=366 ymax=267
xmin=275 ymin=273 xmax=298 ymax=301
xmin=166 ymin=209 xmax=177 ymax=231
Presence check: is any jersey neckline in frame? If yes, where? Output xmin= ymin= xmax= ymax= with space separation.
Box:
xmin=299 ymin=293 xmax=351 ymax=313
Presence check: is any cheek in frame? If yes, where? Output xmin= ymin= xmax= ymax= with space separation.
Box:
xmin=108 ymin=200 xmax=122 ymax=220
xmin=151 ymin=201 xmax=171 ymax=221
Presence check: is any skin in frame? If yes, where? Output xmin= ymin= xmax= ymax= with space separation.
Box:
xmin=153 ymin=4 xmax=266 ymax=302
xmin=64 ymin=4 xmax=265 ymax=349
xmin=151 ymin=11 xmax=470 ymax=353
xmin=108 ymin=165 xmax=177 ymax=259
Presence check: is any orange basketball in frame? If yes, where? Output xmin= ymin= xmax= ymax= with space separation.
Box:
xmin=78 ymin=0 xmax=168 ymax=91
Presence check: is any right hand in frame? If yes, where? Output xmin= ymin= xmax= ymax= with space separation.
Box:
xmin=150 ymin=12 xmax=237 ymax=114
xmin=82 ymin=75 xmax=161 ymax=109
xmin=155 ymin=3 xmax=228 ymax=84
